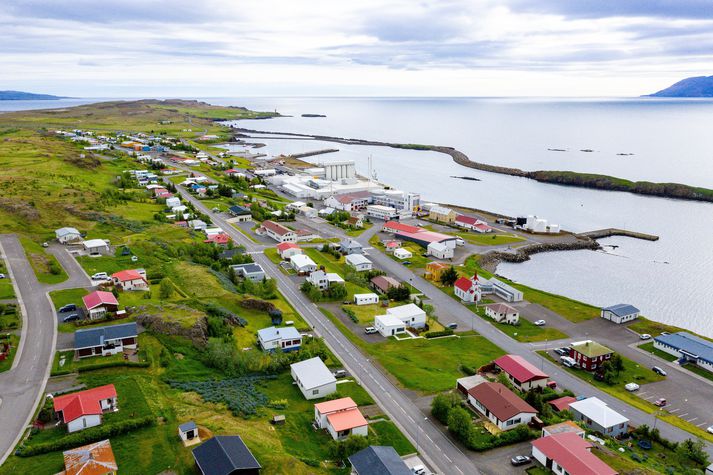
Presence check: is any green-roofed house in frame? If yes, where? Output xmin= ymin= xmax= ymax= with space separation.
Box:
xmin=569 ymin=340 xmax=614 ymax=371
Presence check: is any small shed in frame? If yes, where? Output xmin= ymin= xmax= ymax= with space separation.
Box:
xmin=179 ymin=421 xmax=200 ymax=446
xmin=272 ymin=415 xmax=285 ymax=425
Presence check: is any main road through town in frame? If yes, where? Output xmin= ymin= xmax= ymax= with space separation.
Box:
xmin=176 ymin=185 xmax=480 ymax=475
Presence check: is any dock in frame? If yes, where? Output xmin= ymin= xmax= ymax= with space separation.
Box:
xmin=578 ymin=228 xmax=659 ymax=241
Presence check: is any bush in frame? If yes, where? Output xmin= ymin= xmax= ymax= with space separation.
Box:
xmin=329 ymin=435 xmax=370 ymax=461
xmin=424 ymin=329 xmax=454 ymax=338
xmin=447 ymin=406 xmax=472 ymax=441
xmin=431 ymin=392 xmax=460 ymax=424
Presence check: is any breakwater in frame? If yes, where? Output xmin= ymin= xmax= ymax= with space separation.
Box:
xmin=479 ymin=237 xmax=601 ymax=271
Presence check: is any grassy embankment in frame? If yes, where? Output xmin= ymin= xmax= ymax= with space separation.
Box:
xmin=422 ymin=224 xmax=525 ymax=246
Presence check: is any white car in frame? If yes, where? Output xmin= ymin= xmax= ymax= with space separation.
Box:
xmin=91 ymin=272 xmax=109 ymax=281
xmin=707 ymin=425 xmax=713 ymax=434
xmin=640 ymin=333 xmax=652 ymax=340
xmin=534 ymin=320 xmax=546 ymax=326
xmin=625 ymin=383 xmax=640 ymax=392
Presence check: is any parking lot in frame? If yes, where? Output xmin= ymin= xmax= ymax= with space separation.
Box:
xmin=55 ymin=306 xmax=86 ymax=324
xmin=635 ymin=379 xmax=713 ymax=432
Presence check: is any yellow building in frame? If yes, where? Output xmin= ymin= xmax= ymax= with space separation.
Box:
xmin=425 ymin=261 xmax=450 ymax=281
xmin=429 ymin=206 xmax=457 ymax=224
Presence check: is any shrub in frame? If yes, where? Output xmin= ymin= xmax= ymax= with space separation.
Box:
xmin=424 ymin=329 xmax=454 ymax=338
xmin=431 ymin=392 xmax=460 ymax=424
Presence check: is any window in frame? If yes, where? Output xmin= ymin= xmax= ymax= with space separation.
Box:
xmin=312 ymin=389 xmax=319 ymax=395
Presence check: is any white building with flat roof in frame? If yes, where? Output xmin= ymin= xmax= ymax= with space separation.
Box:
xmin=386 ymin=303 xmax=426 ymax=328
xmin=491 ymin=278 xmax=524 ymax=302
xmin=290 ymin=357 xmax=337 ymax=400
xmin=375 ymin=314 xmax=406 ymax=337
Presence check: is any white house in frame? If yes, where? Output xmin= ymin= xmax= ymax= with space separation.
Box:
xmin=56 ymin=227 xmax=82 ymax=244
xmin=427 ymin=241 xmax=454 ymax=259
xmin=454 ymin=275 xmax=481 ymax=303
xmin=375 ymin=314 xmax=407 ymax=337
xmin=491 ymin=278 xmax=524 ymax=302
xmin=485 ymin=303 xmax=519 ymax=324
xmin=307 ymin=270 xmax=329 ymax=290
xmin=467 ymin=382 xmax=537 ymax=431
xmin=82 ymin=239 xmax=110 ymax=255
xmin=111 ymin=269 xmax=149 ymax=291
xmin=314 ymin=397 xmax=369 ymax=441
xmin=345 ymin=254 xmax=372 ymax=271
xmin=386 ymin=303 xmax=426 ymax=328
xmin=568 ymin=397 xmax=629 ymax=438
xmin=165 ymin=196 xmax=181 ymax=209
xmin=257 ymin=326 xmax=302 ymax=352
xmin=189 ymin=219 xmax=208 ymax=231
xmin=393 ymin=248 xmax=412 ymax=260
xmin=290 ymin=357 xmax=337 ymax=400
xmin=290 ymin=254 xmax=318 ymax=275
xmin=276 ymin=242 xmax=303 ymax=259
xmin=260 ymin=220 xmax=297 ymax=243
xmin=532 ymin=433 xmax=617 ymax=475
xmin=52 ymin=384 xmax=118 ymax=433
xmin=600 ymin=304 xmax=640 ymax=324
xmin=366 ymin=204 xmax=398 ymax=221
xmin=353 ymin=293 xmax=379 ymax=305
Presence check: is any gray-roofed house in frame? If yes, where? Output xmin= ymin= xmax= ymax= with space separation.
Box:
xmin=257 ymin=326 xmax=302 ymax=352
xmin=290 ymin=357 xmax=337 ymax=400
xmin=219 ymin=247 xmax=245 ymax=260
xmin=654 ymin=332 xmax=713 ymax=374
xmin=55 ymin=227 xmax=82 ymax=244
xmin=74 ymin=322 xmax=138 ymax=359
xmin=348 ymin=446 xmax=411 ymax=475
xmin=192 ymin=435 xmax=261 ymax=475
xmin=230 ymin=263 xmax=266 ymax=282
xmin=600 ymin=304 xmax=640 ymax=324
xmin=178 ymin=421 xmax=201 ymax=446
xmin=339 ymin=238 xmax=363 ymax=255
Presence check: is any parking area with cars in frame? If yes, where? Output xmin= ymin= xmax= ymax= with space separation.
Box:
xmin=634 ymin=379 xmax=713 ymax=432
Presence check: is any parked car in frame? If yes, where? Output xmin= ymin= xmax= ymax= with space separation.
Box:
xmin=0 ymin=273 xmax=6 ymax=279
xmin=554 ymin=348 xmax=569 ymax=356
xmin=640 ymin=333 xmax=652 ymax=340
xmin=91 ymin=272 xmax=110 ymax=281
xmin=58 ymin=304 xmax=77 ymax=313
xmin=411 ymin=465 xmax=426 ymax=475
xmin=510 ymin=455 xmax=531 ymax=466
xmin=455 ymin=237 xmax=465 ymax=246
xmin=333 ymin=370 xmax=347 ymax=378
xmin=533 ymin=320 xmax=546 ymax=326
xmin=63 ymin=314 xmax=80 ymax=322
xmin=446 ymin=323 xmax=458 ymax=330
xmin=560 ymin=356 xmax=578 ymax=368
xmin=652 ymin=366 xmax=667 ymax=376
xmin=364 ymin=327 xmax=377 ymax=334
xmin=707 ymin=425 xmax=713 ymax=434
xmin=625 ymin=383 xmax=640 ymax=392
xmin=401 ymin=260 xmax=412 ymax=266
xmin=546 ymin=380 xmax=557 ymax=389
xmin=654 ymin=398 xmax=667 ymax=407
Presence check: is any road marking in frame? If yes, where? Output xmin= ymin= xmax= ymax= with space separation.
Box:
xmin=679 ymin=412 xmax=689 ymax=417
xmin=668 ymin=408 xmax=681 ymax=413
xmin=687 ymin=417 xmax=698 ymax=422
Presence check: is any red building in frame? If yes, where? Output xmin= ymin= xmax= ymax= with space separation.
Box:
xmin=569 ymin=340 xmax=614 ymax=371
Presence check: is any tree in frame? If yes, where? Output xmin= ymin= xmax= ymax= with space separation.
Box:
xmin=440 ymin=266 xmax=459 ymax=286
xmin=447 ymin=406 xmax=472 ymax=441
xmin=524 ymin=389 xmax=544 ymax=412
xmin=431 ymin=392 xmax=460 ymax=424
xmin=610 ymin=353 xmax=624 ymax=372
xmin=159 ymin=277 xmax=175 ymax=300
xmin=676 ymin=438 xmax=709 ymax=466
xmin=422 ymin=303 xmax=435 ymax=318
xmin=326 ymin=282 xmax=347 ymax=300
xmin=387 ymin=285 xmax=410 ymax=301
xmin=329 ymin=435 xmax=370 ymax=461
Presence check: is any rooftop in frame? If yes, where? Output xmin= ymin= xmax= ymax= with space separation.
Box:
xmin=111 ymin=269 xmax=145 ymax=282
xmin=386 ymin=303 xmax=424 ymax=318
xmin=262 ymin=220 xmax=294 ymax=236
xmin=257 ymin=326 xmax=301 ymax=342
xmin=543 ymin=420 xmax=584 ymax=436
xmin=327 ymin=408 xmax=368 ymax=431
xmin=549 ymin=395 xmax=577 ymax=412
xmin=348 ymin=446 xmax=411 ymax=475
xmin=532 ymin=432 xmax=617 ymax=475
xmin=276 ymin=242 xmax=300 ymax=251
xmin=383 ymin=221 xmax=421 ymax=234
xmin=192 ymin=436 xmax=261 ymax=475
xmin=231 ymin=263 xmax=264 ymax=275
xmin=371 ymin=275 xmax=401 ymax=291
xmin=654 ymin=332 xmax=713 ymax=364
xmin=569 ymin=397 xmax=628 ymax=428
xmin=467 ymin=382 xmax=537 ymax=421
xmin=290 ymin=253 xmax=317 ymax=268
xmin=63 ymin=439 xmax=118 ymax=475
xmin=315 ymin=397 xmax=357 ymax=414
xmin=454 ymin=276 xmax=475 ymax=292
xmin=570 ymin=340 xmax=614 ymax=359
xmin=74 ymin=322 xmax=138 ymax=350
xmin=82 ymin=291 xmax=119 ymax=310
xmin=53 ymin=384 xmax=117 ymax=424
xmin=290 ymin=357 xmax=336 ymax=390
xmin=602 ymin=303 xmax=640 ymax=317
xmin=494 ymin=354 xmax=548 ymax=383
xmin=346 ymin=254 xmax=371 ymax=266
xmin=485 ymin=303 xmax=518 ymax=314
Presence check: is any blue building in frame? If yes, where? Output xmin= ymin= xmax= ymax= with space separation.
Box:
xmin=654 ymin=332 xmax=713 ymax=373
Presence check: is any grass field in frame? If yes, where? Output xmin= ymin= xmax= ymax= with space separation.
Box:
xmin=303 ymin=248 xmax=371 ymax=298
xmin=638 ymin=342 xmax=677 ymax=362
xmin=472 ymin=305 xmax=568 ymax=342
xmin=20 ymin=238 xmax=68 ymax=284
xmin=628 ymin=317 xmax=699 ymax=339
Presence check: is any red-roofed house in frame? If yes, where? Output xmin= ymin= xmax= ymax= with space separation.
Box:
xmin=82 ymin=291 xmax=119 ymax=320
xmin=474 ymin=222 xmax=493 ymax=233
xmin=111 ymin=269 xmax=148 ymax=291
xmin=548 ymin=396 xmax=577 ymax=413
xmin=204 ymin=233 xmax=231 ymax=246
xmin=455 ymin=215 xmax=494 ymax=233
xmin=314 ymin=397 xmax=368 ymax=440
xmin=454 ymin=275 xmax=481 ymax=303
xmin=276 ymin=242 xmax=303 ymax=259
xmin=258 ymin=220 xmax=297 ymax=243
xmin=382 ymin=221 xmax=421 ymax=234
xmin=53 ymin=384 xmax=118 ymax=433
xmin=494 ymin=354 xmax=549 ymax=391
xmin=324 ymin=191 xmax=371 ymax=212
xmin=467 ymin=382 xmax=537 ymax=431
xmin=62 ymin=439 xmax=118 ymax=475
xmin=531 ymin=432 xmax=617 ymax=475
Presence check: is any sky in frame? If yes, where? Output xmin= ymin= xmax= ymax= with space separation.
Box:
xmin=1 ymin=0 xmax=713 ymax=97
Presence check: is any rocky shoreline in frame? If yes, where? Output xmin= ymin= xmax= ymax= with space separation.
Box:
xmin=478 ymin=236 xmax=601 ymax=272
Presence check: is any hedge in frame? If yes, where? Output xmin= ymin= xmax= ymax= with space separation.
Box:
xmin=17 ymin=416 xmax=155 ymax=456
xmin=51 ymin=361 xmax=150 ymax=377
xmin=424 ymin=329 xmax=454 ymax=338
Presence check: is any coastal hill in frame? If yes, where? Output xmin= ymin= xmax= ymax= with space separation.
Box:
xmin=647 ymin=75 xmax=713 ymax=97
xmin=0 ymin=90 xmax=65 ymax=100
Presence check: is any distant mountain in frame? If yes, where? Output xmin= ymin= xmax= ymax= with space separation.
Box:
xmin=647 ymin=76 xmax=713 ymax=97
xmin=0 ymin=90 xmax=65 ymax=100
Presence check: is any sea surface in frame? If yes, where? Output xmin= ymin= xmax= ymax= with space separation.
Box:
xmin=4 ymin=96 xmax=713 ymax=336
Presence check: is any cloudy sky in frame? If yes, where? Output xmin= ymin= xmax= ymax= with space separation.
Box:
xmin=2 ymin=0 xmax=712 ymax=97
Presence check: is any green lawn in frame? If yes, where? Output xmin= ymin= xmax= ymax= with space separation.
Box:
xmin=376 ymin=240 xmax=430 ymax=269
xmin=20 ymin=237 xmax=68 ymax=284
xmin=334 ymin=379 xmax=375 ymax=406
xmin=303 ymin=249 xmax=371 ymax=298
xmin=628 ymin=317 xmax=704 ymax=339
xmin=49 ymin=288 xmax=89 ymax=312
xmin=638 ymin=342 xmax=677 ymax=362
xmin=0 ymin=303 xmax=21 ymax=331
xmin=0 ymin=279 xmax=14 ymax=299
xmin=368 ymin=420 xmax=416 ymax=455
xmin=321 ymin=308 xmax=504 ymax=393
xmin=472 ymin=305 xmax=568 ymax=343
xmin=342 ymin=302 xmax=391 ymax=325
xmin=263 ymin=248 xmax=282 ymax=265
xmin=457 ymin=232 xmax=525 ymax=246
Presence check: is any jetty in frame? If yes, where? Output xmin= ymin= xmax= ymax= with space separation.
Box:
xmin=578 ymin=228 xmax=659 ymax=241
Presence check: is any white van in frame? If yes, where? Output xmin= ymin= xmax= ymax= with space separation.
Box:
xmin=91 ymin=272 xmax=109 ymax=281
xmin=560 ymin=356 xmax=578 ymax=368
xmin=455 ymin=237 xmax=465 ymax=247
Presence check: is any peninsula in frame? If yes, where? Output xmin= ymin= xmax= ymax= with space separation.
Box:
xmin=0 ymin=90 xmax=65 ymax=100
xmin=647 ymin=75 xmax=713 ymax=97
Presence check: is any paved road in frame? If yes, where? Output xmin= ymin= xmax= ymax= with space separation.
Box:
xmin=175 ymin=186 xmax=480 ymax=475
xmin=0 ymin=235 xmax=58 ymax=465
xmin=46 ymin=244 xmax=92 ymax=290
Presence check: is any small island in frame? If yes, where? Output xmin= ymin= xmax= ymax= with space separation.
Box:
xmin=0 ymin=90 xmax=65 ymax=100
xmin=301 ymin=113 xmax=326 ymax=118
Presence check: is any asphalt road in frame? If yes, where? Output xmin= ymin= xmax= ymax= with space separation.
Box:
xmin=0 ymin=235 xmax=58 ymax=465
xmin=176 ymin=186 xmax=480 ymax=475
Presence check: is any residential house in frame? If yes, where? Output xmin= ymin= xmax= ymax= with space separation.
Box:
xmin=111 ymin=269 xmax=149 ymax=291
xmin=366 ymin=204 xmax=398 ymax=221
xmin=345 ymin=254 xmax=372 ymax=271
xmin=467 ymin=382 xmax=537 ymax=431
xmin=276 ymin=242 xmax=303 ymax=260
xmin=61 ymin=439 xmax=118 ymax=475
xmin=257 ymin=326 xmax=302 ymax=352
xmin=600 ymin=304 xmax=640 ymax=324
xmin=299 ymin=206 xmax=318 ymax=218
xmin=228 ymin=205 xmax=253 ymax=222
xmin=425 ymin=262 xmax=449 ymax=281
xmin=74 ymin=322 xmax=138 ymax=359
xmin=491 ymin=278 xmax=524 ymax=302
xmin=189 ymin=219 xmax=208 ymax=231
xmin=494 ymin=354 xmax=549 ymax=391
xmin=569 ymin=340 xmax=614 ymax=371
xmin=192 ymin=436 xmax=262 ymax=475
xmin=295 ymin=229 xmax=318 ymax=242
xmin=654 ymin=332 xmax=713 ymax=373
xmin=318 ymin=207 xmax=336 ymax=218
xmin=454 ymin=275 xmax=481 ymax=304
xmin=340 ymin=238 xmax=363 ymax=255
xmin=307 ymin=270 xmax=329 ymax=290
xmin=230 ymin=263 xmax=266 ymax=282
xmin=428 ymin=206 xmax=456 ymax=223
xmin=324 ymin=191 xmax=371 ymax=211
xmin=314 ymin=397 xmax=368 ymax=440
xmin=542 ymin=421 xmax=585 ymax=438
xmin=82 ymin=291 xmax=119 ymax=320
xmin=56 ymin=227 xmax=82 ymax=244
xmin=427 ymin=241 xmax=454 ymax=259
xmin=371 ymin=275 xmax=401 ymax=294
xmin=290 ymin=254 xmax=318 ymax=275
xmin=393 ymin=248 xmax=412 ymax=260
xmin=290 ymin=357 xmax=337 ymax=400
xmin=374 ymin=314 xmax=406 ymax=337
xmin=548 ymin=396 xmax=577 ymax=413
xmin=326 ymin=273 xmax=345 ymax=286
xmin=386 ymin=303 xmax=426 ymax=328
xmin=531 ymin=432 xmax=617 ymax=475
xmin=454 ymin=215 xmax=491 ymax=231
xmin=166 ymin=196 xmax=181 ymax=209
xmin=260 ymin=220 xmax=297 ymax=243
xmin=346 ymin=215 xmax=365 ymax=228
xmin=348 ymin=446 xmax=411 ymax=475
xmin=569 ymin=397 xmax=629 ymax=437
xmin=82 ymin=239 xmax=110 ymax=255
xmin=219 ymin=248 xmax=245 ymax=260
xmin=455 ymin=374 xmax=488 ymax=395
xmin=53 ymin=384 xmax=118 ymax=433
xmin=484 ymin=303 xmax=519 ymax=325
xmin=353 ymin=293 xmax=379 ymax=305
xmin=204 ymin=233 xmax=231 ymax=246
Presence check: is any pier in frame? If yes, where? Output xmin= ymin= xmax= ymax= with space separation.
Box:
xmin=578 ymin=228 xmax=659 ymax=241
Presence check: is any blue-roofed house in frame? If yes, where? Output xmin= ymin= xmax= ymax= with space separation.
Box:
xmin=192 ymin=435 xmax=261 ymax=475
xmin=348 ymin=446 xmax=411 ymax=475
xmin=74 ymin=322 xmax=138 ymax=359
xmin=257 ymin=326 xmax=302 ymax=352
xmin=228 ymin=205 xmax=253 ymax=222
xmin=601 ymin=304 xmax=640 ymax=324
xmin=654 ymin=332 xmax=713 ymax=373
